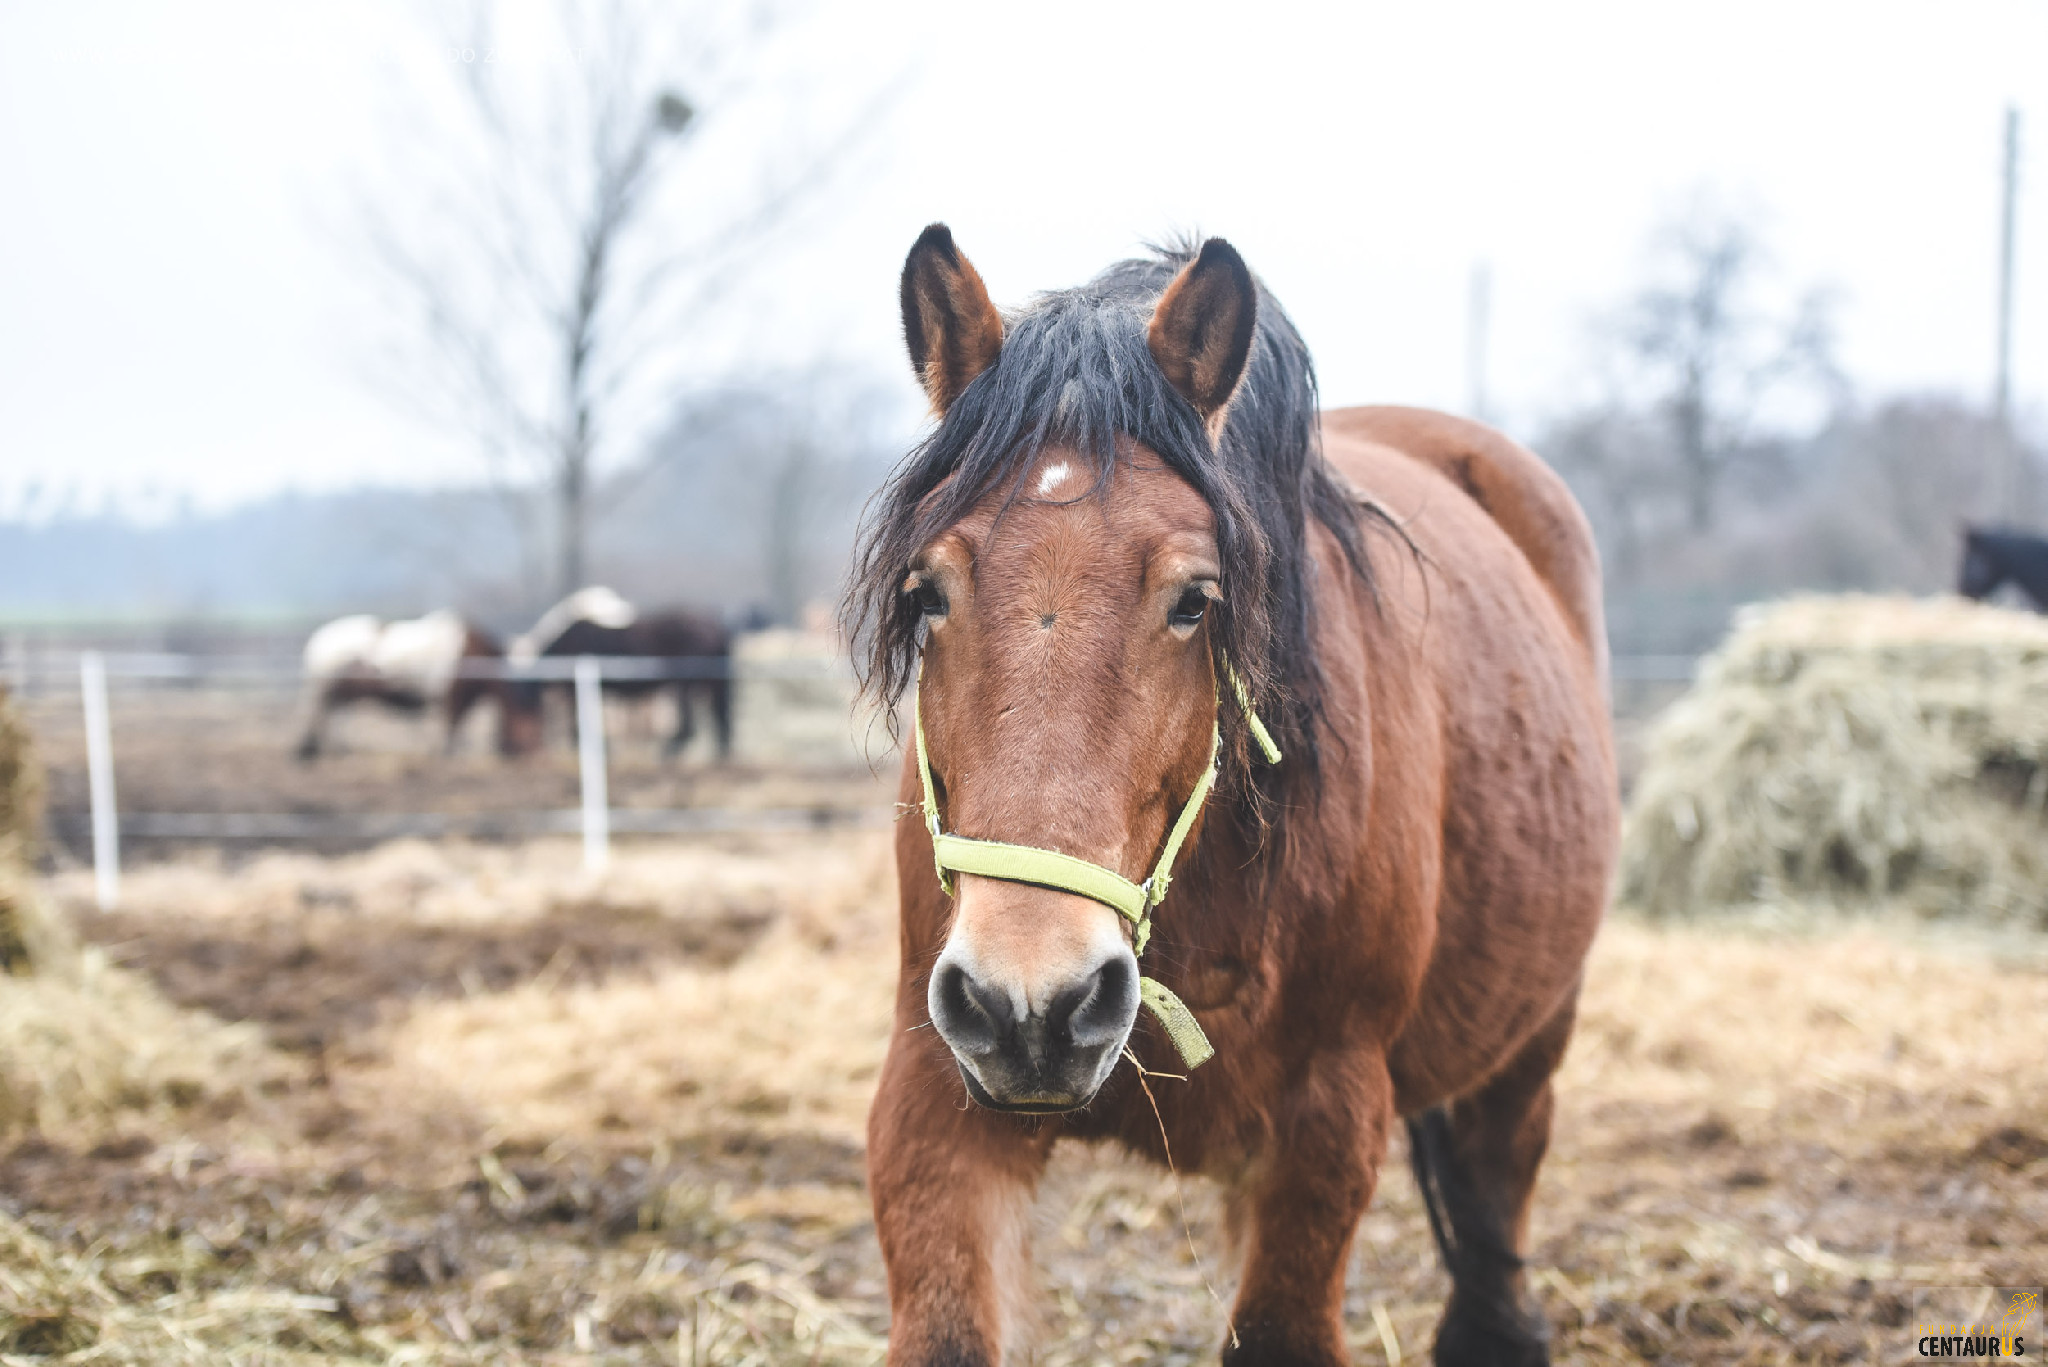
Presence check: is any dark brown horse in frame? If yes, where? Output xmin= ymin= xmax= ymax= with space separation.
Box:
xmin=845 ymin=228 xmax=1618 ymax=1366
xmin=1959 ymin=524 xmax=2048 ymax=610
xmin=530 ymin=609 xmax=734 ymax=760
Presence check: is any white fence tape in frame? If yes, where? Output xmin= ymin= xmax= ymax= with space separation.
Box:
xmin=46 ymin=649 xmax=887 ymax=854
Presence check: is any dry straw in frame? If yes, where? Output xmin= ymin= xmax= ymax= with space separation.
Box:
xmin=1621 ymin=594 xmax=2048 ymax=927
xmin=0 ymin=684 xmax=277 ymax=1146
xmin=0 ymin=682 xmax=47 ymax=969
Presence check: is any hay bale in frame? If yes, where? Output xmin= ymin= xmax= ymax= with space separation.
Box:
xmin=0 ymin=945 xmax=278 ymax=1143
xmin=0 ymin=684 xmax=47 ymax=970
xmin=0 ymin=684 xmax=40 ymax=859
xmin=1620 ymin=595 xmax=2048 ymax=927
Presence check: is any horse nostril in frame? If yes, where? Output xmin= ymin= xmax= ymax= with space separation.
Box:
xmin=1049 ymin=955 xmax=1139 ymax=1049
xmin=931 ymin=961 xmax=1012 ymax=1054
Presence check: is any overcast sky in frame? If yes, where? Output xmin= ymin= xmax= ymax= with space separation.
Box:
xmin=3 ymin=0 xmax=2046 ymax=515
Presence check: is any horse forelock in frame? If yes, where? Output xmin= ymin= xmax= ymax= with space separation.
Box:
xmin=846 ymin=241 xmax=1374 ymax=818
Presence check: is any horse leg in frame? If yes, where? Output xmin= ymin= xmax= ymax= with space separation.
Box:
xmin=710 ymin=674 xmax=733 ymax=761
xmin=665 ymin=684 xmax=695 ymax=759
xmin=294 ymin=688 xmax=331 ymax=762
xmin=444 ymin=681 xmax=478 ymax=755
xmin=1223 ymin=1052 xmax=1392 ymax=1366
xmin=870 ymin=1034 xmax=1051 ymax=1366
xmin=1407 ymin=988 xmax=1579 ymax=1367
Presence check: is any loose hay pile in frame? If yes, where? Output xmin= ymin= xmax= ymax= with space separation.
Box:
xmin=0 ymin=682 xmax=47 ymax=968
xmin=0 ymin=684 xmax=275 ymax=1146
xmin=1621 ymin=594 xmax=2048 ymax=925
xmin=16 ymin=830 xmax=2048 ymax=1362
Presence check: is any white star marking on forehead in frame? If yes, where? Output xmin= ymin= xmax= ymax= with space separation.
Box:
xmin=1035 ymin=461 xmax=1072 ymax=497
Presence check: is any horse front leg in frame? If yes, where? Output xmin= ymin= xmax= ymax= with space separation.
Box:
xmin=1224 ymin=1050 xmax=1392 ymax=1367
xmin=665 ymin=683 xmax=696 ymax=759
xmin=870 ymin=1026 xmax=1051 ymax=1366
xmin=443 ymin=681 xmax=479 ymax=755
xmin=293 ymin=686 xmax=332 ymax=762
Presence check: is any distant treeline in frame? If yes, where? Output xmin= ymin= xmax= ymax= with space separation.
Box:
xmin=1 ymin=384 xmax=908 ymax=633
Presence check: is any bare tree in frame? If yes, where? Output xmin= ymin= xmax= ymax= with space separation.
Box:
xmin=1613 ymin=206 xmax=1843 ymax=531
xmin=1541 ymin=404 xmax=1671 ymax=581
xmin=615 ymin=375 xmax=901 ymax=621
xmin=358 ymin=0 xmax=879 ymax=602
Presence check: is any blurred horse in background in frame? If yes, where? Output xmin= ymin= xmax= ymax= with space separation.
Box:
xmin=1959 ymin=525 xmax=2048 ymax=610
xmin=513 ymin=588 xmax=734 ymax=761
xmin=507 ymin=586 xmax=640 ymax=663
xmin=294 ymin=610 xmax=541 ymax=760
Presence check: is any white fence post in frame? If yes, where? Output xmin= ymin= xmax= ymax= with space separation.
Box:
xmin=79 ymin=651 xmax=120 ymax=909
xmin=574 ymin=656 xmax=609 ymax=875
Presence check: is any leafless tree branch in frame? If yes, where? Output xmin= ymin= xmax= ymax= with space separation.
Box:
xmin=351 ymin=0 xmax=886 ymax=604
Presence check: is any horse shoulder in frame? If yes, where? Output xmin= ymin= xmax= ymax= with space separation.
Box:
xmin=1321 ymin=405 xmax=1609 ymax=688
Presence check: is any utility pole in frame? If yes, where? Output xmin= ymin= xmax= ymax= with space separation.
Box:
xmin=1467 ymin=261 xmax=1492 ymax=424
xmin=1993 ymin=105 xmax=2020 ymax=516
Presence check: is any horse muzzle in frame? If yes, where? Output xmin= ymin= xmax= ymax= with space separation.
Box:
xmin=927 ymin=939 xmax=1139 ymax=1113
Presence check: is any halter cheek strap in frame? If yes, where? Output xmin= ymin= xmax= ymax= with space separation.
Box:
xmin=913 ymin=658 xmax=1281 ymax=1071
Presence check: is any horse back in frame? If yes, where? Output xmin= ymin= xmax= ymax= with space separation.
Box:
xmin=638 ymin=609 xmax=731 ymax=658
xmin=1320 ymin=405 xmax=1609 ymax=689
xmin=1315 ymin=405 xmax=1617 ymax=1112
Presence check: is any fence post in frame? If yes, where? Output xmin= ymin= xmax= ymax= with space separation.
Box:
xmin=79 ymin=651 xmax=120 ymax=910
xmin=574 ymin=656 xmax=609 ymax=875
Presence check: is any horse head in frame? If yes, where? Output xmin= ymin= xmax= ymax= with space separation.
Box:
xmin=883 ymin=227 xmax=1266 ymax=1112
xmin=1958 ymin=525 xmax=2001 ymax=600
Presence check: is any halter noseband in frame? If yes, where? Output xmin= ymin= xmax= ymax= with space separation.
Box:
xmin=913 ymin=658 xmax=1281 ymax=1071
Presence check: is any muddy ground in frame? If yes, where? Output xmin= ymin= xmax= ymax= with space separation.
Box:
xmin=1 ymin=830 xmax=2043 ymax=1364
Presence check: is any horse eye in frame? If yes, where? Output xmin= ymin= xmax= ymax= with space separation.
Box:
xmin=1169 ymin=586 xmax=1210 ymax=629
xmin=910 ymin=578 xmax=947 ymax=618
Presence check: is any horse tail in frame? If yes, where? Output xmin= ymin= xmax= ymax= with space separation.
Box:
xmin=1404 ymin=1107 xmax=1524 ymax=1289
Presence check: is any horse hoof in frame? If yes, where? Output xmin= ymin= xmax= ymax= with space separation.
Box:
xmin=1431 ymin=1299 xmax=1548 ymax=1367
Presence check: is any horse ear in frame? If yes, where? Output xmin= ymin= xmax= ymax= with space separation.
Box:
xmin=1147 ymin=238 xmax=1258 ymax=435
xmin=901 ymin=224 xmax=1004 ymax=415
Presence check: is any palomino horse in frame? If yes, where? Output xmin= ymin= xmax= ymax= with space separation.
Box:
xmin=844 ymin=228 xmax=1618 ymax=1366
xmin=1959 ymin=524 xmax=2048 ymax=610
xmin=512 ymin=588 xmax=734 ymax=760
xmin=294 ymin=610 xmax=539 ymax=760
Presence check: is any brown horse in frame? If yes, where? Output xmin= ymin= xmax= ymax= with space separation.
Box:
xmin=844 ymin=228 xmax=1618 ymax=1366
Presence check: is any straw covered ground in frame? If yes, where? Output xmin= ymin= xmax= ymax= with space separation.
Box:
xmin=1622 ymin=594 xmax=2048 ymax=927
xmin=0 ymin=825 xmax=2038 ymax=1364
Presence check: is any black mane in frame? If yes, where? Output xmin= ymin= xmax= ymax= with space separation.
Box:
xmin=844 ymin=242 xmax=1378 ymax=817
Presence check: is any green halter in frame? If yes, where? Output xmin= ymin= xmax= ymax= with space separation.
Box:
xmin=913 ymin=659 xmax=1281 ymax=1071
